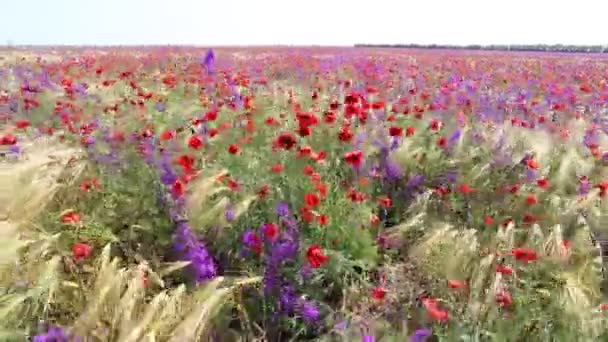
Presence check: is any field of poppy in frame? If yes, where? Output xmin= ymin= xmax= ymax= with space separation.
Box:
xmin=2 ymin=47 xmax=608 ymax=341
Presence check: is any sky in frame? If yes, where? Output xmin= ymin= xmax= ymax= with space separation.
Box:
xmin=0 ymin=0 xmax=606 ymax=46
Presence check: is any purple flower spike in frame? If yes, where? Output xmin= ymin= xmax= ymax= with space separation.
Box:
xmin=33 ymin=326 xmax=70 ymax=342
xmin=300 ymin=300 xmax=320 ymax=324
xmin=409 ymin=328 xmax=432 ymax=342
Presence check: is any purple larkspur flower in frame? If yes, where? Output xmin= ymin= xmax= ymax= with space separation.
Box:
xmin=275 ymin=202 xmax=290 ymax=217
xmin=445 ymin=169 xmax=458 ymax=183
xmin=279 ymin=284 xmax=297 ymax=314
xmin=154 ymin=102 xmax=166 ymax=112
xmin=525 ymin=168 xmax=537 ymax=182
xmin=300 ymin=300 xmax=320 ymax=324
xmin=407 ymin=174 xmax=425 ymax=189
xmin=242 ymin=230 xmax=260 ymax=248
xmin=222 ymin=203 xmax=234 ymax=222
xmin=33 ymin=327 xmax=70 ymax=342
xmin=384 ymin=158 xmax=404 ymax=180
xmin=448 ymin=128 xmax=461 ymax=146
xmin=172 ymin=222 xmax=217 ymax=283
xmin=409 ymin=328 xmax=432 ymax=342
xmin=362 ymin=335 xmax=375 ymax=342
xmin=203 ymin=49 xmax=215 ymax=74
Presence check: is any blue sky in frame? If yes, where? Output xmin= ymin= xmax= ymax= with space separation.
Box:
xmin=1 ymin=0 xmax=606 ymax=46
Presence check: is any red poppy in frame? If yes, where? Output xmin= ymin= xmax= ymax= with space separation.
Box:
xmin=436 ymin=136 xmax=447 ymax=148
xmin=421 ymin=298 xmax=449 ymax=322
xmin=495 ymin=289 xmax=513 ymax=307
xmin=316 ymin=182 xmax=327 ymax=198
xmin=496 ymin=264 xmax=513 ymax=275
xmin=271 ymin=164 xmax=283 ymax=173
xmin=536 ymin=178 xmax=550 ymax=189
xmin=511 ymin=247 xmax=537 ymax=263
xmin=72 ymin=242 xmax=92 ymax=262
xmin=15 ymin=119 xmax=30 ymax=129
xmin=300 ymin=206 xmax=315 ymax=222
xmin=264 ymin=223 xmax=278 ymax=240
xmin=160 ymin=130 xmax=175 ymax=140
xmin=228 ymin=144 xmax=240 ymax=154
xmin=378 ymin=196 xmax=392 ymax=208
xmin=303 ymin=165 xmax=314 ymax=175
xmin=338 ymin=126 xmax=354 ymax=142
xmin=188 ymin=135 xmax=204 ymax=150
xmin=1 ymin=134 xmax=17 ymax=145
xmin=317 ymin=214 xmax=328 ymax=226
xmin=388 ymin=126 xmax=403 ymax=137
xmin=304 ymin=193 xmax=320 ymax=208
xmin=307 ymin=244 xmax=329 ymax=268
xmin=275 ymin=132 xmax=297 ymax=150
xmin=525 ymin=194 xmax=537 ymax=206
xmin=344 ymin=150 xmax=363 ymax=167
xmin=483 ymin=216 xmax=494 ymax=225
xmin=447 ymin=280 xmax=467 ymax=290
xmin=372 ymin=287 xmax=386 ymax=300
xmin=172 ymin=180 xmax=185 ymax=198
xmin=456 ymin=184 xmax=475 ymax=194
xmin=61 ymin=211 xmax=81 ymax=224
xmin=405 ymin=126 xmax=416 ymax=136
xmin=526 ymin=158 xmax=539 ymax=170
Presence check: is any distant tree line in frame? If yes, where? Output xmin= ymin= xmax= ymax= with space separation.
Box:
xmin=354 ymin=44 xmax=608 ymax=53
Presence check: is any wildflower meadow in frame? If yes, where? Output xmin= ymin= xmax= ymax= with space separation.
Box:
xmin=1 ymin=47 xmax=608 ymax=341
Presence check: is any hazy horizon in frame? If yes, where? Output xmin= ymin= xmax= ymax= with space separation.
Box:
xmin=1 ymin=0 xmax=606 ymax=46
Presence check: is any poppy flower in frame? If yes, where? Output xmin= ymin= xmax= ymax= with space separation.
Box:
xmin=378 ymin=196 xmax=392 ymax=208
xmin=495 ymin=289 xmax=513 ymax=307
xmin=317 ymin=214 xmax=328 ymax=226
xmin=338 ymin=127 xmax=354 ymax=142
xmin=496 ymin=264 xmax=513 ymax=276
xmin=263 ymin=223 xmax=278 ymax=240
xmin=526 ymin=158 xmax=539 ymax=170
xmin=525 ymin=194 xmax=538 ymax=206
xmin=388 ymin=126 xmax=403 ymax=137
xmin=456 ymin=184 xmax=475 ymax=194
xmin=511 ymin=247 xmax=537 ymax=263
xmin=372 ymin=287 xmax=386 ymax=300
xmin=275 ymin=132 xmax=297 ymax=150
xmin=1 ymin=134 xmax=17 ymax=145
xmin=483 ymin=216 xmax=494 ymax=225
xmin=228 ymin=144 xmax=240 ymax=154
xmin=307 ymin=244 xmax=328 ymax=268
xmin=72 ymin=242 xmax=92 ymax=262
xmin=15 ymin=119 xmax=30 ymax=129
xmin=172 ymin=180 xmax=185 ymax=198
xmin=304 ymin=193 xmax=320 ymax=208
xmin=61 ymin=211 xmax=81 ymax=224
xmin=344 ymin=150 xmax=363 ymax=167
xmin=160 ymin=130 xmax=175 ymax=140
xmin=447 ymin=280 xmax=467 ymax=290
xmin=188 ymin=135 xmax=204 ymax=150
xmin=436 ymin=136 xmax=447 ymax=148
xmin=271 ymin=164 xmax=283 ymax=173
xmin=300 ymin=206 xmax=315 ymax=222
xmin=536 ymin=178 xmax=550 ymax=189
xmin=405 ymin=126 xmax=416 ymax=136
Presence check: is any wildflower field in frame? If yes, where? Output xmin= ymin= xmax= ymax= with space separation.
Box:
xmin=2 ymin=47 xmax=608 ymax=341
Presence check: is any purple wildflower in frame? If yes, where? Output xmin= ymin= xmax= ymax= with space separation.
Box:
xmin=203 ymin=49 xmax=215 ymax=74
xmin=275 ymin=202 xmax=290 ymax=217
xmin=362 ymin=335 xmax=375 ymax=342
xmin=172 ymin=221 xmax=217 ymax=283
xmin=300 ymin=300 xmax=320 ymax=324
xmin=225 ymin=204 xmax=235 ymax=222
xmin=384 ymin=158 xmax=404 ymax=180
xmin=409 ymin=328 xmax=432 ymax=342
xmin=154 ymin=102 xmax=166 ymax=112
xmin=407 ymin=174 xmax=426 ymax=189
xmin=33 ymin=327 xmax=69 ymax=342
